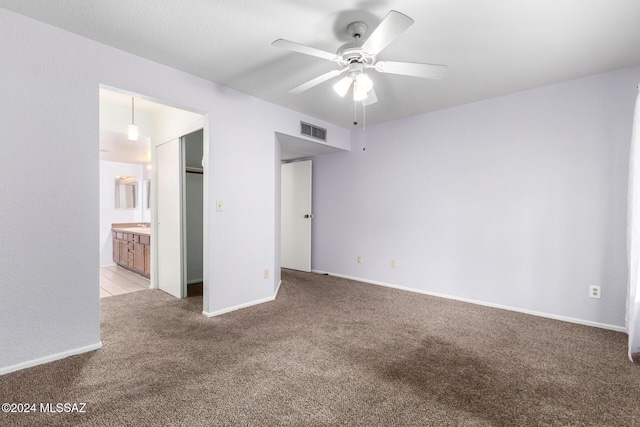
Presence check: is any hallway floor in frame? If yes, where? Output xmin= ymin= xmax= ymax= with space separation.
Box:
xmin=100 ymin=265 xmax=149 ymax=298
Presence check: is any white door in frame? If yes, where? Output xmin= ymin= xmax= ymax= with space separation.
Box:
xmin=156 ymin=138 xmax=184 ymax=298
xmin=281 ymin=160 xmax=312 ymax=272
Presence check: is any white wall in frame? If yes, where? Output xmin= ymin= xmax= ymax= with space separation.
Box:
xmin=312 ymin=65 xmax=640 ymax=329
xmin=99 ymin=160 xmax=145 ymax=266
xmin=0 ymin=8 xmax=349 ymax=374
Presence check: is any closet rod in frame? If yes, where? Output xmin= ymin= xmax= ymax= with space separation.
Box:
xmin=186 ymin=167 xmax=203 ymax=175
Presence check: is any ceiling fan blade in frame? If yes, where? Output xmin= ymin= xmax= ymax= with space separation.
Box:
xmin=362 ymin=87 xmax=378 ymax=106
xmin=374 ymin=61 xmax=448 ymax=79
xmin=288 ymin=69 xmax=346 ymax=94
xmin=361 ymin=10 xmax=414 ymax=56
xmin=272 ymin=39 xmax=338 ymax=62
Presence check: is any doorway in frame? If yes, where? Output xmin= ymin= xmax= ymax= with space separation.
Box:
xmin=99 ymin=86 xmax=207 ymax=306
xmin=99 ymin=89 xmax=153 ymax=297
xmin=277 ymin=132 xmax=347 ymax=275
xmin=281 ymin=160 xmax=313 ymax=272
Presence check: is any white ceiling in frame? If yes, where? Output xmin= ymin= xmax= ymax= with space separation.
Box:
xmin=3 ymin=1 xmax=640 ymax=129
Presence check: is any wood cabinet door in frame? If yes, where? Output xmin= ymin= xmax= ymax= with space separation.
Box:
xmin=112 ymin=239 xmax=120 ymax=263
xmin=144 ymin=244 xmax=151 ymax=276
xmin=133 ymin=242 xmax=145 ymax=273
xmin=119 ymin=240 xmax=128 ymax=267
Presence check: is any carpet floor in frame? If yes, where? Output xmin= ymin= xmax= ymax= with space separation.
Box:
xmin=2 ymin=270 xmax=640 ymax=426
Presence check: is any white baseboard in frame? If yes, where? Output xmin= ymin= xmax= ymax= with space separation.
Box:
xmin=0 ymin=342 xmax=103 ymax=376
xmin=311 ymin=270 xmax=627 ymax=333
xmin=202 ymin=294 xmax=276 ymax=318
xmin=202 ymin=280 xmax=283 ymax=318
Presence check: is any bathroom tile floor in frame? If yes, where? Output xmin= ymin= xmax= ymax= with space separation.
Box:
xmin=100 ymin=265 xmax=149 ymax=298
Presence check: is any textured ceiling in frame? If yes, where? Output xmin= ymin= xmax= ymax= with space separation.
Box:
xmin=2 ymin=0 xmax=640 ymax=129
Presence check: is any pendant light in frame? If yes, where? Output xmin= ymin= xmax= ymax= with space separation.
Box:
xmin=127 ymin=97 xmax=138 ymax=141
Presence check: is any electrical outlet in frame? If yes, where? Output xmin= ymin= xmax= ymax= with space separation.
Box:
xmin=590 ymin=285 xmax=601 ymax=299
xmin=264 ymin=268 xmax=269 ymax=279
xmin=391 ymin=259 xmax=397 ymax=269
xmin=357 ymin=256 xmax=362 ymax=264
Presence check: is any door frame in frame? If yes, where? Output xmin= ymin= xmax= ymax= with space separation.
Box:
xmin=281 ymin=159 xmax=313 ymax=272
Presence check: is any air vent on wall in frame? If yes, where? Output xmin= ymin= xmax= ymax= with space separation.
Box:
xmin=300 ymin=121 xmax=327 ymax=141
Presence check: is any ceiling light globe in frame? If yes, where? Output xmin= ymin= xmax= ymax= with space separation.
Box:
xmin=353 ymin=85 xmax=368 ymax=102
xmin=355 ymin=73 xmax=373 ymax=93
xmin=333 ymin=76 xmax=353 ymax=97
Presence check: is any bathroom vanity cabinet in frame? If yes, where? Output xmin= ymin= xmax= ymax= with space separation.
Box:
xmin=112 ymin=224 xmax=151 ymax=278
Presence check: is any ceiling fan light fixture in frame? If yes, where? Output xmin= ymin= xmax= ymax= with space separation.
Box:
xmin=333 ymin=76 xmax=353 ymax=97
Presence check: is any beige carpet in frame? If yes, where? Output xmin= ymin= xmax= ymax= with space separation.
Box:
xmin=2 ymin=270 xmax=640 ymax=426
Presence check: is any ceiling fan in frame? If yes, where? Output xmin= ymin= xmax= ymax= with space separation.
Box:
xmin=272 ymin=10 xmax=448 ymax=106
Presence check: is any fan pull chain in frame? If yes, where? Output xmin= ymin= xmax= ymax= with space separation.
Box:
xmin=352 ymin=97 xmax=368 ymax=151
xmin=362 ymin=101 xmax=366 ymax=132
xmin=353 ymin=100 xmax=358 ymax=126
xmin=362 ymin=101 xmax=367 ymax=151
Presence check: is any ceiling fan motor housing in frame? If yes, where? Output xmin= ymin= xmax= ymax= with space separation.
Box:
xmin=337 ymin=21 xmax=375 ymax=67
xmin=346 ymin=62 xmax=365 ymax=80
xmin=338 ymin=47 xmax=373 ymax=66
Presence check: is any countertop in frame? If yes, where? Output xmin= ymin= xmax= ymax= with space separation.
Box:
xmin=112 ymin=223 xmax=151 ymax=235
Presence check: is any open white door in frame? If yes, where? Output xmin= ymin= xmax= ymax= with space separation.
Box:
xmin=281 ymin=160 xmax=312 ymax=272
xmin=156 ymin=138 xmax=184 ymax=298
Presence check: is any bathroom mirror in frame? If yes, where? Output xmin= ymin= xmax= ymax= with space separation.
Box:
xmin=142 ymin=179 xmax=151 ymax=209
xmin=115 ymin=176 xmax=139 ymax=209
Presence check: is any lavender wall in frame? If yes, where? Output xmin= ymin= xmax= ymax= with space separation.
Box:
xmin=0 ymin=8 xmax=349 ymax=374
xmin=312 ymin=66 xmax=640 ymax=328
